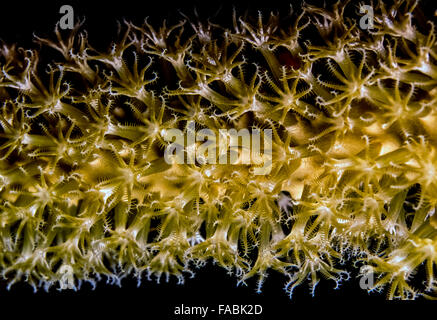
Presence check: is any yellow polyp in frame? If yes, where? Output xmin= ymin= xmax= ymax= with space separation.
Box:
xmin=378 ymin=136 xmax=401 ymax=156
xmin=0 ymin=0 xmax=436 ymax=300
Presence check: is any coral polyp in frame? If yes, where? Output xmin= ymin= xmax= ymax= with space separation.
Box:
xmin=1 ymin=0 xmax=437 ymax=300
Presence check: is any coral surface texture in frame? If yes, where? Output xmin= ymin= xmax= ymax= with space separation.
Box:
xmin=1 ymin=0 xmax=437 ymax=299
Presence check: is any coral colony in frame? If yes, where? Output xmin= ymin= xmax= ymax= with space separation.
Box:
xmin=0 ymin=0 xmax=436 ymax=300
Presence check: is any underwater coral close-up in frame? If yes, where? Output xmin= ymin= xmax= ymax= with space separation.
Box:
xmin=1 ymin=0 xmax=437 ymax=302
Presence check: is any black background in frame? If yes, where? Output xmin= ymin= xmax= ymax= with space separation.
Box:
xmin=0 ymin=0 xmax=435 ymax=317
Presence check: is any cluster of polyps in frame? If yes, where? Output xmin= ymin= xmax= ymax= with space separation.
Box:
xmin=0 ymin=0 xmax=436 ymax=299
